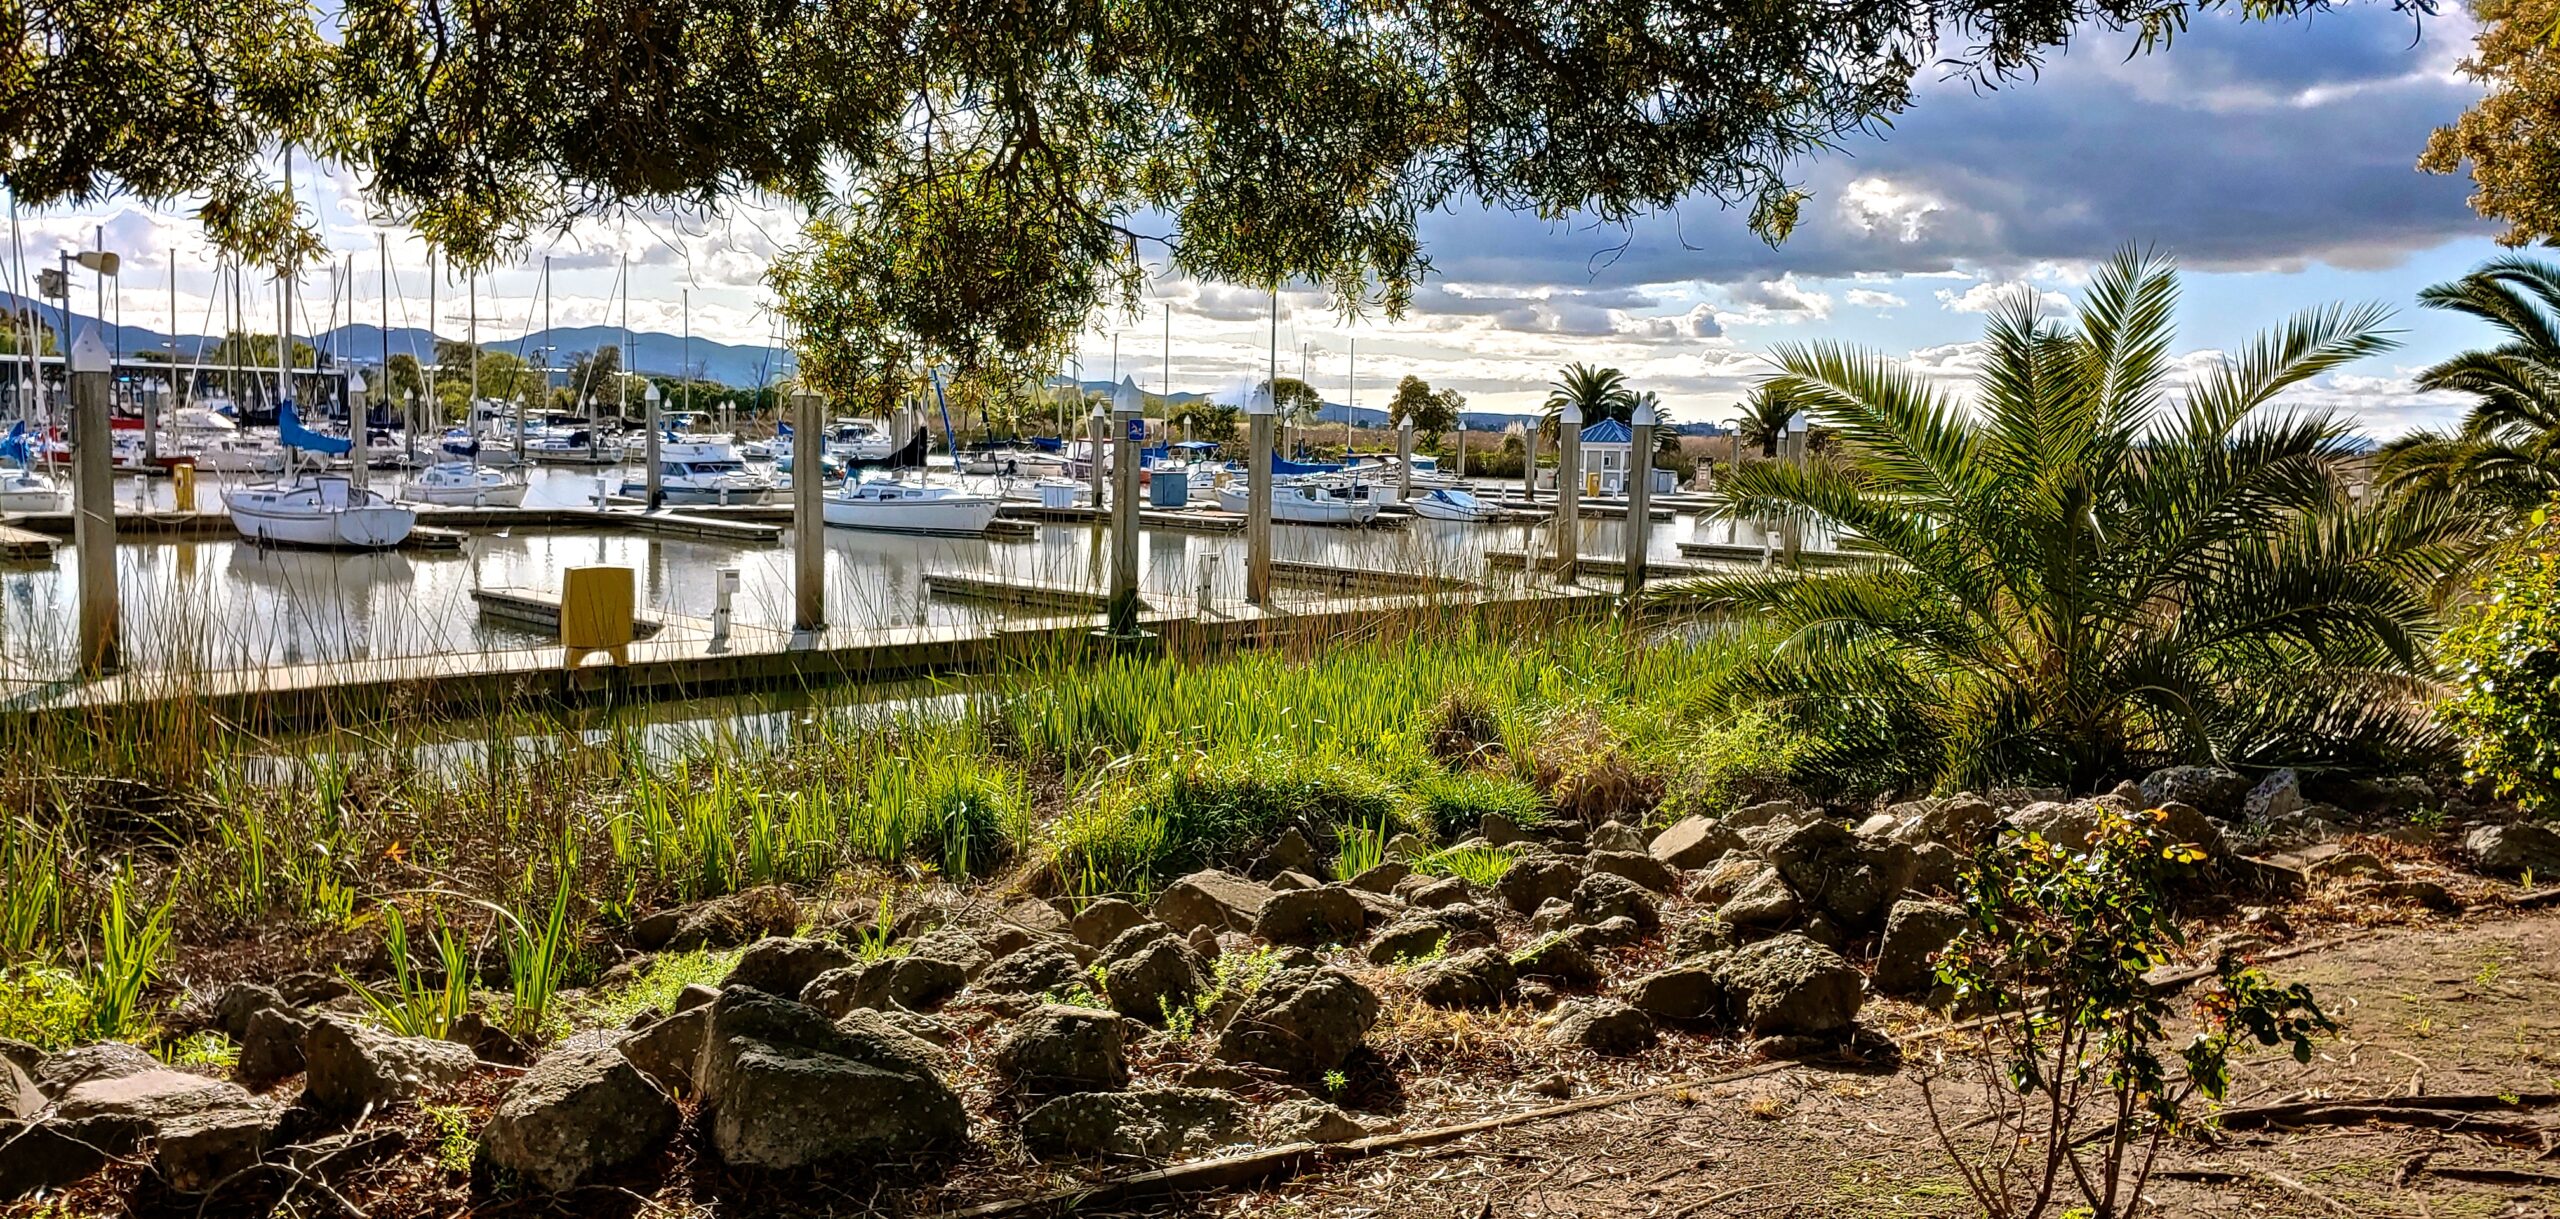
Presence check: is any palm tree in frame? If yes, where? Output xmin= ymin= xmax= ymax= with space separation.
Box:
xmin=1735 ymin=379 xmax=1807 ymax=458
xmin=2377 ymin=256 xmax=2560 ymax=520
xmin=1540 ymin=363 xmax=1635 ymax=440
xmin=1653 ymin=249 xmax=2458 ymax=792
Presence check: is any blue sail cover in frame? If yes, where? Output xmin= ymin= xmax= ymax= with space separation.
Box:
xmin=0 ymin=421 xmax=29 ymax=464
xmin=277 ymin=403 xmax=353 ymax=455
xmin=1271 ymin=456 xmax=1344 ymax=475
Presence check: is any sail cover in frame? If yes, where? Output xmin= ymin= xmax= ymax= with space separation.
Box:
xmin=278 ymin=402 xmax=353 ymax=455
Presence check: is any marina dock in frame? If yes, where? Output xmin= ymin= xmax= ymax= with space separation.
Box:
xmin=470 ymin=586 xmax=669 ymax=638
xmin=1483 ymin=550 xmax=1728 ymax=582
xmin=0 ymin=521 xmax=57 ymax=561
xmin=1269 ymin=559 xmax=1478 ymax=595
xmin=922 ymin=571 xmax=1130 ymax=613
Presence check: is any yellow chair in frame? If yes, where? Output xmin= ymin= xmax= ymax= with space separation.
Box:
xmin=560 ymin=565 xmax=637 ymax=668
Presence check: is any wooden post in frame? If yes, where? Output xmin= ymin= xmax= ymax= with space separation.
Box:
xmin=1247 ymin=386 xmax=1274 ymax=604
xmin=1107 ymin=378 xmax=1143 ymax=635
xmin=793 ymin=385 xmax=826 ymax=632
xmin=1087 ymin=403 xmax=1108 ymax=511
xmin=644 ymin=380 xmax=663 ymax=509
xmin=1522 ymin=428 xmax=1538 ymax=505
xmin=69 ymin=328 xmax=117 ymax=673
xmin=1625 ymin=403 xmax=1655 ymax=600
xmin=1396 ymin=417 xmax=1413 ymax=502
xmin=1782 ymin=412 xmax=1806 ymax=567
xmin=1554 ymin=403 xmax=1581 ymax=580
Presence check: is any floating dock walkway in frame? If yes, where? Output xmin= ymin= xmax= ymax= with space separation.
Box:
xmin=470 ymin=587 xmax=668 ymax=638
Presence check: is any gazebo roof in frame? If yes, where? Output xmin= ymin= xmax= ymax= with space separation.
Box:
xmin=1579 ymin=417 xmax=1632 ymax=445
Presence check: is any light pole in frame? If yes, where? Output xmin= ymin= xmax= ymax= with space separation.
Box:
xmin=1246 ymin=384 xmax=1274 ymax=605
xmin=1625 ymin=400 xmax=1656 ymax=601
xmin=69 ymin=327 xmax=117 ymax=673
xmin=1554 ymin=400 xmax=1581 ymax=580
xmin=792 ymin=383 xmax=825 ymax=633
xmin=643 ymin=380 xmax=664 ymax=510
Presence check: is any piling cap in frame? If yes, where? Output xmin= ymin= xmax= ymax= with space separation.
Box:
xmin=69 ymin=326 xmax=109 ymax=374
xmin=1633 ymin=402 xmax=1656 ymax=427
xmin=1247 ymin=385 xmax=1275 ymax=416
xmin=1561 ymin=399 xmax=1582 ymax=426
xmin=348 ymin=369 xmax=368 ymax=395
xmin=1113 ymin=376 xmax=1144 ymax=415
xmin=1398 ymin=415 xmax=1413 ymax=433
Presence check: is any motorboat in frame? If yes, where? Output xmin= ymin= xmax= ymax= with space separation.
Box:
xmin=823 ymin=479 xmax=1002 ymax=536
xmin=619 ymin=435 xmax=777 ymax=505
xmin=0 ymin=424 xmax=63 ymax=512
xmin=182 ymin=432 xmax=290 ymax=474
xmin=1215 ymin=479 xmax=1381 ymax=524
xmin=224 ymin=405 xmax=418 ymax=548
xmin=827 ymin=418 xmax=898 ymax=464
xmin=1408 ymin=486 xmax=1500 ymax=522
xmin=524 ymin=425 xmax=625 ymax=465
xmin=400 ymin=460 xmax=529 ymax=507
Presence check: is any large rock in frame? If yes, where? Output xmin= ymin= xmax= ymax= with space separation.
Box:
xmin=617 ymin=1006 xmax=708 ymax=1093
xmin=1020 ymin=1088 xmax=1245 ymax=1162
xmin=1873 ymin=900 xmax=1968 ymax=996
xmin=1070 ymin=899 xmax=1149 ymax=949
xmin=2 ymin=1115 xmax=146 ymax=1201
xmin=975 ymin=942 xmax=1089 ymax=996
xmin=1256 ymin=827 xmax=1322 ymax=878
xmin=2467 ymin=823 xmax=2560 ymax=879
xmin=56 ymin=1070 xmax=254 ymax=1125
xmin=1886 ymin=795 xmax=2000 ymax=851
xmin=300 ymin=1017 xmax=478 ymax=1114
xmin=1650 ymin=816 xmax=1743 ymax=868
xmin=1215 ymin=967 xmax=1378 ymax=1077
xmin=1568 ymin=872 xmax=1660 ymax=933
xmin=1727 ymin=800 xmax=1814 ymax=831
xmin=1715 ymin=934 xmax=1864 ymax=1038
xmin=696 ymin=987 xmax=967 ymax=1169
xmin=155 ymin=1103 xmax=286 ymax=1193
xmin=995 ymin=1005 xmax=1128 ymax=1098
xmin=1102 ymin=935 xmax=1209 ymax=1024
xmin=2007 ymin=801 xmax=2104 ymax=852
xmin=629 ymin=887 xmax=797 ymax=952
xmin=723 ymin=937 xmax=858 ymax=998
xmin=1153 ymin=871 xmax=1274 ymax=935
xmin=1541 ymin=998 xmax=1658 ymax=1056
xmin=1409 ymin=947 xmax=1515 ymax=1009
xmin=1365 ymin=906 xmax=1497 ymax=966
xmin=1768 ymin=820 xmax=1911 ymax=930
xmin=482 ymin=1037 xmax=679 ymax=1193
xmin=1715 ymin=867 xmax=1801 ymax=929
xmin=1498 ymin=856 xmax=1584 ymax=915
xmin=210 ymin=983 xmax=288 ymax=1041
xmin=1624 ymin=961 xmax=1723 ymax=1022
xmin=1346 ymin=862 xmax=1413 ymax=895
xmin=1253 ymin=887 xmax=1368 ymax=946
xmin=1262 ymin=1098 xmax=1370 ymax=1144
xmin=1511 ymin=931 xmax=1602 ymax=988
xmin=2244 ymin=770 xmax=2308 ymax=823
xmin=2141 ymin=767 xmax=2251 ymax=821
xmin=800 ymin=954 xmax=969 ymax=1016
xmin=1586 ymin=850 xmax=1679 ymax=894
xmin=32 ymin=1042 xmax=158 ymax=1096
xmin=235 ymin=1007 xmax=312 ymax=1086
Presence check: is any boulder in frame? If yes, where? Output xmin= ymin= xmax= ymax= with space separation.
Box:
xmin=1365 ymin=907 xmax=1496 ymax=965
xmin=1541 ymin=998 xmax=1657 ymax=1056
xmin=211 ymin=983 xmax=288 ymax=1041
xmin=154 ymin=1103 xmax=286 ymax=1194
xmin=1511 ymin=932 xmax=1602 ymax=988
xmin=1268 ymin=870 xmax=1322 ymax=892
xmin=2244 ymin=770 xmax=2308 ymax=823
xmin=2 ymin=1115 xmax=147 ymax=1201
xmin=300 ymin=1017 xmax=478 ymax=1114
xmin=1625 ymin=961 xmax=1722 ymax=1022
xmin=1262 ymin=1098 xmax=1370 ymax=1144
xmin=235 ymin=1007 xmax=313 ymax=1087
xmin=1767 ymin=820 xmax=1912 ymax=930
xmin=1568 ymin=872 xmax=1660 ymax=933
xmin=906 ymin=925 xmax=1001 ymax=978
xmin=834 ymin=1009 xmax=952 ymax=1074
xmin=56 ymin=1070 xmax=255 ymax=1125
xmin=1257 ymin=827 xmax=1322 ymax=878
xmin=1407 ymin=877 xmax=1475 ymax=909
xmin=482 ymin=1038 xmax=679 ymax=1193
xmin=1498 ymin=856 xmax=1584 ymax=914
xmin=630 ymin=887 xmax=796 ymax=952
xmin=1101 ymin=936 xmax=1209 ymax=1024
xmin=1873 ymin=900 xmax=1967 ymax=996
xmin=1252 ymin=887 xmax=1369 ymax=947
xmin=1666 ymin=916 xmax=1741 ymax=961
xmin=1726 ymin=800 xmax=1813 ymax=830
xmin=2154 ymin=801 xmax=2228 ymax=860
xmin=2307 ymin=849 xmax=2396 ymax=882
xmin=1346 ymin=862 xmax=1412 ymax=894
xmin=1020 ymin=1088 xmax=1245 ymax=1162
xmin=673 ymin=983 xmax=718 ymax=1012
xmin=975 ymin=943 xmax=1089 ymax=996
xmin=994 ymin=1005 xmax=1128 ymax=1098
xmin=1716 ymin=934 xmax=1864 ymax=1038
xmin=1070 ymin=899 xmax=1149 ymax=949
xmin=1715 ymin=868 xmax=1801 ymax=929
xmin=1649 ymin=816 xmax=1743 ymax=869
xmin=1153 ymin=871 xmax=1274 ymax=935
xmin=1409 ymin=947 xmax=1515 ymax=1009
xmin=1480 ymin=814 xmax=1536 ymax=846
xmin=32 ymin=1042 xmax=158 ymax=1097
xmin=800 ymin=954 xmax=970 ymax=1017
xmin=723 ymin=937 xmax=857 ymax=998
xmin=696 ymin=987 xmax=967 ymax=1169
xmin=1215 ymin=967 xmax=1379 ymax=1078
xmin=1589 ymin=821 xmax=1648 ymax=853
xmin=1905 ymin=843 xmax=1964 ymax=898
xmin=2007 ymin=801 xmax=2104 ymax=852
xmin=1887 ymin=795 xmax=2000 ymax=851
xmin=1003 ymin=899 xmax=1073 ymax=938
xmin=617 ymin=1005 xmax=708 ymax=1093
xmin=2141 ymin=767 xmax=2251 ymax=821
xmin=1585 ymin=850 xmax=1679 ymax=894
xmin=2467 ymin=823 xmax=2560 ymax=879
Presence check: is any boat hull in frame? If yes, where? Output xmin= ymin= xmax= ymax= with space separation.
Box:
xmin=400 ymin=480 xmax=530 ymax=508
xmin=226 ymin=496 xmax=417 ymax=549
xmin=1216 ymin=485 xmax=1381 ymax=524
xmin=0 ymin=487 xmax=64 ymax=513
xmin=823 ymin=494 xmax=1001 ymax=536
xmin=620 ymin=482 xmax=776 ymax=507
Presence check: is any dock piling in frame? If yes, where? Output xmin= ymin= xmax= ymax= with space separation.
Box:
xmin=70 ymin=327 xmax=118 ymax=673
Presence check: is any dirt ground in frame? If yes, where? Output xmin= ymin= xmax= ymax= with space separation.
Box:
xmin=1174 ymin=910 xmax=2560 ymax=1219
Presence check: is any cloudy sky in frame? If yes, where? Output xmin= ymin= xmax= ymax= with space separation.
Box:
xmin=10 ymin=7 xmax=2504 ymax=435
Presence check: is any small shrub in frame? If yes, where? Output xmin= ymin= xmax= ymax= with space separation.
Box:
xmin=346 ymin=904 xmax=474 ymax=1039
xmin=2442 ymin=508 xmax=2560 ymax=814
xmin=0 ymin=966 xmax=96 ymax=1048
xmin=1653 ymin=709 xmax=1808 ymax=825
xmin=1526 ymin=712 xmax=1661 ymax=826
xmin=1332 ymin=823 xmax=1391 ymax=881
xmin=1409 ymin=771 xmax=1548 ymax=840
xmin=1425 ymin=688 xmax=1506 ymax=764
xmin=1051 ymin=746 xmax=1408 ymax=896
xmin=1413 ymin=844 xmax=1518 ymax=887
xmin=577 ymin=947 xmax=740 ymax=1029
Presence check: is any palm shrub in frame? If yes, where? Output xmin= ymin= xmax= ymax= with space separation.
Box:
xmin=2378 ymin=256 xmax=2560 ymax=526
xmin=1657 ymin=249 xmax=2458 ymax=792
xmin=2440 ymin=504 xmax=2560 ymax=814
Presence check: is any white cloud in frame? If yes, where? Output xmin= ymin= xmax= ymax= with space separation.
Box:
xmin=1836 ymin=177 xmax=1943 ymax=244
xmin=1935 ymin=280 xmax=2072 ymax=317
xmin=1845 ymin=289 xmax=1907 ymax=310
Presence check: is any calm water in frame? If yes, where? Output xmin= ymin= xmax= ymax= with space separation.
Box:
xmin=0 ymin=466 xmax=1770 ymax=682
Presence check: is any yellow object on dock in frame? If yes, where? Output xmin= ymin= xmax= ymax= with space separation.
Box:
xmin=171 ymin=461 xmax=195 ymax=507
xmin=560 ymin=565 xmax=637 ymax=667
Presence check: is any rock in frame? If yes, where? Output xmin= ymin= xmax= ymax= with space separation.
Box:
xmin=300 ymin=1018 xmax=480 ymax=1114
xmin=32 ymin=1042 xmax=158 ymax=1097
xmin=2354 ymin=878 xmax=2460 ymax=913
xmin=617 ymin=1005 xmax=708 ymax=1093
xmin=1888 ymin=795 xmax=2000 ymax=851
xmin=2468 ymin=823 xmax=2560 ymax=878
xmin=1667 ymin=916 xmax=1741 ymax=960
xmin=1512 ymin=932 xmax=1602 ymax=988
xmin=1727 ymin=800 xmax=1812 ymax=830
xmin=1258 ymin=827 xmax=1322 ymax=878
xmin=211 ymin=983 xmax=288 ymax=1041
xmin=235 ymin=1006 xmax=312 ymax=1086
xmin=2245 ymin=770 xmax=2308 ymax=823
xmin=1071 ymin=899 xmax=1149 ymax=949
xmin=1524 ymin=1072 xmax=1574 ymax=1098
xmin=848 ymin=1007 xmax=955 ymax=1062
xmin=274 ymin=971 xmax=351 ymax=1009
xmin=2154 ymin=802 xmax=2228 ymax=860
xmin=1585 ymin=915 xmax=1646 ymax=947
xmin=1649 ymin=816 xmax=1743 ymax=869
xmin=723 ymin=937 xmax=858 ymax=998
xmin=1004 ymin=899 xmax=1073 ymax=938
xmin=1541 ymin=998 xmax=1657 ymax=1055
xmin=1020 ymin=1088 xmax=1246 ymax=1162
xmin=0 ymin=1038 xmax=38 ymax=1083
xmin=631 ymin=887 xmax=797 ymax=952
xmin=1873 ymin=900 xmax=1968 ymax=996
xmin=2141 ymin=767 xmax=2251 ymax=820
xmin=1569 ymin=872 xmax=1660 ymax=933
xmin=1407 ymin=877 xmax=1475 ymax=909
xmin=1499 ymin=856 xmax=1584 ymax=914
xmin=1347 ymin=862 xmax=1412 ymax=894
xmin=1102 ymin=936 xmax=1209 ymax=1024
xmin=1153 ymin=870 xmax=1274 ymax=935
xmin=1529 ymin=897 xmax=1575 ymax=937
xmin=1481 ymin=814 xmax=1536 ymax=846
xmin=1268 ymin=870 xmax=1321 ymax=892
xmin=1768 ymin=820 xmax=1912 ymax=930
xmin=1410 ymin=947 xmax=1515 ymax=1009
xmin=1987 ymin=786 xmax=2070 ymax=809
xmin=1253 ymin=887 xmax=1369 ymax=946
xmin=446 ymin=1011 xmax=533 ymax=1067
xmin=1716 ymin=934 xmax=1864 ymax=1038
xmin=1586 ymin=850 xmax=1679 ymax=894
xmin=906 ymin=925 xmax=1000 ymax=978
xmin=1215 ymin=967 xmax=1379 ymax=1077
xmin=1588 ymin=821 xmax=1648 ymax=853
xmin=56 ymin=1070 xmax=254 ymax=1124
xmin=482 ymin=1037 xmax=678 ymax=1193
xmin=2 ymin=1115 xmax=146 ymax=1201
xmin=1905 ymin=843 xmax=1964 ymax=897
xmin=1716 ymin=868 xmax=1801 ymax=929
xmin=976 ymin=943 xmax=1089 ymax=996
xmin=801 ymin=954 xmax=970 ymax=1016
xmin=1263 ymin=1098 xmax=1369 ymax=1144
xmin=1187 ymin=924 xmax=1224 ymax=959
xmin=673 ymin=983 xmax=718 ymax=1012
xmin=696 ymin=986 xmax=968 ymax=1169
xmin=995 ymin=1005 xmax=1128 ymax=1098
xmin=154 ymin=1103 xmax=285 ymax=1194
xmin=1386 ymin=831 xmax=1430 ymax=859
xmin=2307 ymin=850 xmax=2396 ymax=882
xmin=1365 ymin=906 xmax=1496 ymax=965
xmin=2007 ymin=800 xmax=2105 ymax=851
xmin=1626 ymin=961 xmax=1723 ymax=1021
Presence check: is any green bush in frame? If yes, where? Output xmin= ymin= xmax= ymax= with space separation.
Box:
xmin=1653 ymin=709 xmax=1808 ymax=823
xmin=2443 ymin=508 xmax=2560 ymax=814
xmin=1409 ymin=770 xmax=1549 ymax=839
xmin=1051 ymin=747 xmax=1407 ymax=897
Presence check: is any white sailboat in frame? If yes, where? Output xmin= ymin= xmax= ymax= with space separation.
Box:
xmin=400 ymin=458 xmax=528 ymax=507
xmin=619 ymin=435 xmax=777 ymax=505
xmin=822 ymin=479 xmax=1002 ymax=536
xmin=226 ymin=405 xmax=419 ymax=548
xmin=0 ymin=423 xmax=63 ymax=513
xmin=1217 ymin=479 xmax=1380 ymax=524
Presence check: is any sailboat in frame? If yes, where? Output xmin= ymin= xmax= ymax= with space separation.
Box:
xmin=0 ymin=422 xmax=64 ymax=513
xmin=399 ymin=435 xmax=528 ymax=507
xmin=226 ymin=404 xmax=419 ymax=547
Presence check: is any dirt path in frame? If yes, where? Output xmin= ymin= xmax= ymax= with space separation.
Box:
xmin=1180 ymin=911 xmax=2560 ymax=1219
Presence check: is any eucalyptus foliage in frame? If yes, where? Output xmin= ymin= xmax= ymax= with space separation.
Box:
xmin=1657 ymin=249 xmax=2459 ymax=791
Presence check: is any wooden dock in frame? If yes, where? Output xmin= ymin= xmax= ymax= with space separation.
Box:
xmin=1269 ymin=560 xmax=1478 ymax=595
xmin=1674 ymin=539 xmax=1863 ymax=568
xmin=1483 ymin=550 xmax=1725 ymax=581
xmin=921 ymin=571 xmax=1137 ymax=613
xmin=997 ymin=504 xmax=1245 ymax=533
xmin=0 ymin=522 xmax=55 ymax=561
xmin=469 ymin=587 xmax=667 ymax=638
